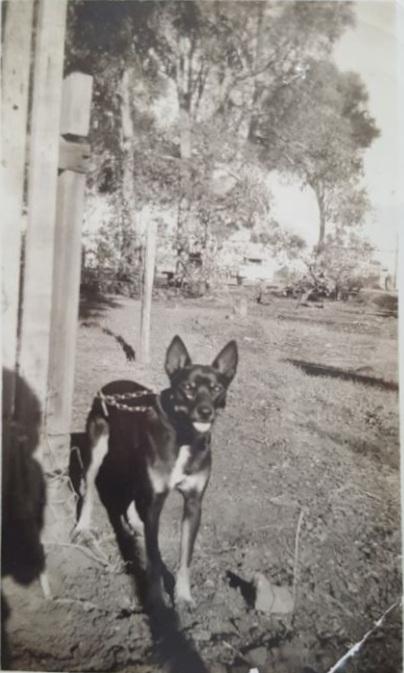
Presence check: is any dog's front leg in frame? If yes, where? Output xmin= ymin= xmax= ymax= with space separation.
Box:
xmin=176 ymin=491 xmax=202 ymax=606
xmin=143 ymin=493 xmax=167 ymax=604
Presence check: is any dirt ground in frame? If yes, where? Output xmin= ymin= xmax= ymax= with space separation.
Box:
xmin=4 ymin=290 xmax=401 ymax=673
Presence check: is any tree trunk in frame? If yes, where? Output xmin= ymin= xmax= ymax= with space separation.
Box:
xmin=247 ymin=2 xmax=265 ymax=143
xmin=140 ymin=218 xmax=157 ymax=363
xmin=318 ymin=207 xmax=326 ymax=250
xmin=175 ymin=29 xmax=196 ymax=252
xmin=313 ymin=184 xmax=326 ymax=251
xmin=179 ymin=103 xmax=192 ymax=160
xmin=177 ymin=101 xmax=192 ymax=251
xmin=120 ymin=67 xmax=138 ymax=273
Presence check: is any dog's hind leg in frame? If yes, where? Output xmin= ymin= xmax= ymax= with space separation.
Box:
xmin=126 ymin=502 xmax=144 ymax=536
xmin=73 ymin=418 xmax=109 ymax=536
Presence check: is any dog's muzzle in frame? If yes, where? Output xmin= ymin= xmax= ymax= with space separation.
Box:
xmin=192 ymin=403 xmax=214 ymax=434
xmin=192 ymin=421 xmax=212 ymax=433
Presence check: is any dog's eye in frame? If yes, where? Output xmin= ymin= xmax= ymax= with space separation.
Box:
xmin=210 ymin=383 xmax=222 ymax=393
xmin=184 ymin=383 xmax=195 ymax=393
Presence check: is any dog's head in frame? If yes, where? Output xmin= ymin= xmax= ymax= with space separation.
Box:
xmin=165 ymin=335 xmax=238 ymax=435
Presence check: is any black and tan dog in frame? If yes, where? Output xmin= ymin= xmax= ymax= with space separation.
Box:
xmin=73 ymin=336 xmax=238 ymax=605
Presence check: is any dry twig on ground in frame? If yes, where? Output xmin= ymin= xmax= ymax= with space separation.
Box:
xmin=292 ymin=508 xmax=305 ymax=609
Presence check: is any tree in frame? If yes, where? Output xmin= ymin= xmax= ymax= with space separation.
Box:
xmin=314 ymin=230 xmax=375 ymax=298
xmin=134 ymin=2 xmax=281 ymax=246
xmin=253 ymin=58 xmax=379 ymax=249
xmin=66 ymin=1 xmax=362 ymax=269
xmin=66 ymin=1 xmax=171 ymax=274
xmin=128 ymin=1 xmax=358 ymax=249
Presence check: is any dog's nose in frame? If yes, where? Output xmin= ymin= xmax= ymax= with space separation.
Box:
xmin=197 ymin=405 xmax=213 ymax=420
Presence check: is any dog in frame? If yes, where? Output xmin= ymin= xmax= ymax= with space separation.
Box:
xmin=73 ymin=335 xmax=238 ymax=606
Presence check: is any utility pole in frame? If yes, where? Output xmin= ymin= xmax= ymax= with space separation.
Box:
xmin=393 ymin=229 xmax=398 ymax=290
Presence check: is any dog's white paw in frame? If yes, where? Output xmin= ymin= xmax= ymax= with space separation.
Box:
xmin=175 ymin=574 xmax=195 ymax=607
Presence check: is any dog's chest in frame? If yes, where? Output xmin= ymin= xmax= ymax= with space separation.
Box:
xmin=147 ymin=445 xmax=208 ymax=495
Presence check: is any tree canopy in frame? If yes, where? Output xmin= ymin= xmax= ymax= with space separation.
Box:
xmin=253 ymin=58 xmax=379 ymax=247
xmin=66 ymin=0 xmax=379 ymax=274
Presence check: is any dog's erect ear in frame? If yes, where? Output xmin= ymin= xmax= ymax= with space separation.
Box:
xmin=165 ymin=335 xmax=192 ymax=379
xmin=212 ymin=340 xmax=238 ymax=384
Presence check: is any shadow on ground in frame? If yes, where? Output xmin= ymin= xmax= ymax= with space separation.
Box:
xmin=79 ymin=291 xmax=122 ymax=321
xmin=112 ymin=527 xmax=209 ymax=673
xmin=286 ymin=359 xmax=398 ymax=392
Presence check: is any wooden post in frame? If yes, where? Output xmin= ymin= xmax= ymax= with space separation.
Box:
xmin=1 ymin=0 xmax=35 ymax=415
xmin=393 ymin=230 xmax=398 ymax=290
xmin=17 ymin=0 xmax=68 ymax=439
xmin=140 ymin=220 xmax=157 ymax=363
xmin=47 ymin=73 xmax=93 ymax=455
xmin=46 ymin=173 xmax=87 ymax=438
xmin=60 ymin=73 xmax=93 ymax=136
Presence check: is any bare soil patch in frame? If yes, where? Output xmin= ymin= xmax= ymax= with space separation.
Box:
xmin=5 ymin=293 xmax=401 ymax=673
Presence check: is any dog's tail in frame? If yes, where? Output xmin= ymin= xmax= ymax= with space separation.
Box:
xmin=80 ymin=321 xmax=136 ymax=363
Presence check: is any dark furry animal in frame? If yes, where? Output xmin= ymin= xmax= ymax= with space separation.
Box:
xmin=73 ymin=336 xmax=238 ymax=606
xmin=1 ymin=369 xmax=46 ymax=668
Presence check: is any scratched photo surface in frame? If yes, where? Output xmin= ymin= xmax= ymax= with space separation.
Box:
xmin=2 ymin=1 xmax=401 ymax=672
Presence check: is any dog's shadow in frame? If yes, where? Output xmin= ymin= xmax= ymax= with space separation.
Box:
xmin=108 ymin=516 xmax=209 ymax=673
xmin=69 ymin=436 xmax=208 ymax=673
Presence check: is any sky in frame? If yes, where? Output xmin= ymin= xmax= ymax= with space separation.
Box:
xmin=268 ymin=0 xmax=401 ymax=271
